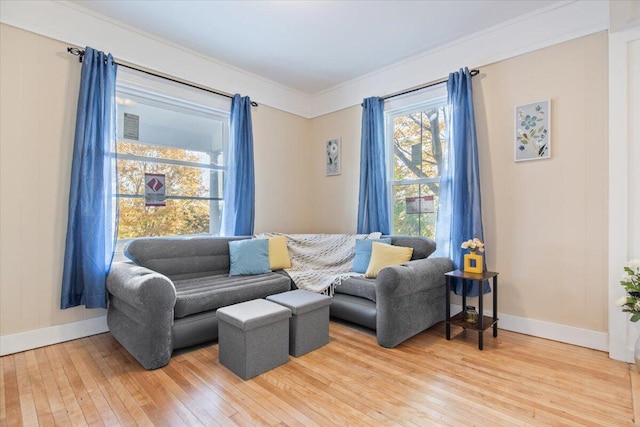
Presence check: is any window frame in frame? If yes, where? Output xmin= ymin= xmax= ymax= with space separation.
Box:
xmin=385 ymin=89 xmax=448 ymax=236
xmin=114 ymin=69 xmax=230 ymax=244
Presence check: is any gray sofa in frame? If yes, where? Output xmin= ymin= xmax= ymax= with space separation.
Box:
xmin=330 ymin=236 xmax=454 ymax=348
xmin=107 ymin=236 xmax=291 ymax=370
xmin=107 ymin=234 xmax=452 ymax=370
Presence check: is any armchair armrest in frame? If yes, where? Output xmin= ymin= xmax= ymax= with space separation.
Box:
xmin=106 ymin=261 xmax=177 ymax=369
xmin=375 ymin=257 xmax=454 ymax=347
xmin=107 ymin=261 xmax=177 ymax=311
xmin=376 ymin=257 xmax=454 ymax=298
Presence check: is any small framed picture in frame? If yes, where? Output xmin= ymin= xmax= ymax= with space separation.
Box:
xmin=326 ymin=138 xmax=341 ymax=176
xmin=515 ymin=99 xmax=551 ymax=162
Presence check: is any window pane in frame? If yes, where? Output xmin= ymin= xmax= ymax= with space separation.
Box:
xmin=392 ymin=106 xmax=446 ymax=181
xmin=116 ymin=93 xmax=225 ymax=166
xmin=117 ymin=141 xmax=212 ymax=165
xmin=117 ymin=198 xmax=218 ymax=239
xmin=392 ymin=183 xmax=439 ymax=239
xmin=116 ymin=140 xmax=223 ymax=239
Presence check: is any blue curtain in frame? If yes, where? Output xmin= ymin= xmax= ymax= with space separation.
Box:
xmin=357 ymin=97 xmax=390 ymax=235
xmin=220 ymin=94 xmax=255 ymax=236
xmin=61 ymin=47 xmax=118 ymax=309
xmin=436 ymin=67 xmax=489 ymax=296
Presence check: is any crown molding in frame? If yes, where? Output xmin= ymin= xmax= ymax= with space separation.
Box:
xmin=0 ymin=0 xmax=313 ymax=117
xmin=309 ymin=0 xmax=609 ymax=117
xmin=1 ymin=1 xmax=609 ymax=119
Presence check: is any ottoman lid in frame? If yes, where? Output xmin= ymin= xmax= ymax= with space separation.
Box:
xmin=266 ymin=290 xmax=331 ymax=315
xmin=217 ymin=299 xmax=291 ymax=331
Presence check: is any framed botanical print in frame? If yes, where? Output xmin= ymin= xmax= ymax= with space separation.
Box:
xmin=326 ymin=138 xmax=341 ymax=176
xmin=515 ymin=99 xmax=551 ymax=162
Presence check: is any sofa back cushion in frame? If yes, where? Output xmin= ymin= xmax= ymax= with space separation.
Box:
xmin=125 ymin=236 xmax=249 ymax=280
xmin=123 ymin=234 xmax=435 ymax=280
xmin=384 ymin=236 xmax=436 ymax=260
xmin=335 ymin=276 xmax=377 ymax=302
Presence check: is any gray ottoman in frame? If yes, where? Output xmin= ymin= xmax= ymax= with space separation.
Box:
xmin=217 ymin=299 xmax=291 ymax=380
xmin=266 ymin=290 xmax=331 ymax=357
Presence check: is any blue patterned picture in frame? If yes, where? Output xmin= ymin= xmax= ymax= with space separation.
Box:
xmin=515 ymin=99 xmax=551 ymax=162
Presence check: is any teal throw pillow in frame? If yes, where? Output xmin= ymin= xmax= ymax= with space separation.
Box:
xmin=229 ymin=239 xmax=272 ymax=276
xmin=352 ymin=238 xmax=392 ymax=273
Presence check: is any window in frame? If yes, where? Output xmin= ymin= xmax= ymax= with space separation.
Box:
xmin=115 ymin=82 xmax=229 ymax=246
xmin=387 ymin=97 xmax=447 ymax=238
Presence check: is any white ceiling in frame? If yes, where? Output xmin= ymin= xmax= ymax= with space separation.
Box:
xmin=69 ymin=0 xmax=561 ymax=95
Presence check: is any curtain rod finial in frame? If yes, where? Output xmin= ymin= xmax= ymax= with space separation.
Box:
xmin=67 ymin=46 xmax=85 ymax=63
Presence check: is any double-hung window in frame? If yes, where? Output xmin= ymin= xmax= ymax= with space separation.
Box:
xmin=115 ymin=73 xmax=229 ymax=247
xmin=387 ymin=96 xmax=447 ymax=238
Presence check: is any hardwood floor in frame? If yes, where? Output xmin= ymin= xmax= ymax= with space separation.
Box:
xmin=1 ymin=321 xmax=636 ymax=426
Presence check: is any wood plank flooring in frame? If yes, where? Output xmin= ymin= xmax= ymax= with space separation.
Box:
xmin=1 ymin=321 xmax=636 ymax=426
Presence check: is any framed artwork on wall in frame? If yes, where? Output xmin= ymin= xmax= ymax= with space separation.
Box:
xmin=326 ymin=138 xmax=341 ymax=176
xmin=515 ymin=99 xmax=551 ymax=162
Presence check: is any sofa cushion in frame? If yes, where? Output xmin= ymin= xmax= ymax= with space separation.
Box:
xmin=385 ymin=236 xmax=436 ymax=260
xmin=335 ymin=276 xmax=377 ymax=302
xmin=173 ymin=272 xmax=291 ymax=318
xmin=125 ymin=236 xmax=249 ymax=280
xmin=352 ymin=238 xmax=392 ymax=273
xmin=229 ymin=239 xmax=271 ymax=276
xmin=330 ymin=293 xmax=377 ymax=331
xmin=365 ymin=242 xmax=413 ymax=278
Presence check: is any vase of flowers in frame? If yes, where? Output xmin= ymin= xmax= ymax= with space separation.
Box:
xmin=461 ymin=238 xmax=484 ymax=274
xmin=615 ymin=259 xmax=640 ymax=370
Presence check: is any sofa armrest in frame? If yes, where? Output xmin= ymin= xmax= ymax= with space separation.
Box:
xmin=107 ymin=261 xmax=177 ymax=311
xmin=375 ymin=257 xmax=454 ymax=348
xmin=106 ymin=261 xmax=177 ymax=369
xmin=376 ymin=257 xmax=454 ymax=298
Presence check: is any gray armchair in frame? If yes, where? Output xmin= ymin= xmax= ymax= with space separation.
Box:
xmin=331 ymin=236 xmax=453 ymax=347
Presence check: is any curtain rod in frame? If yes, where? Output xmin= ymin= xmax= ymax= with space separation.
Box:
xmin=380 ymin=68 xmax=480 ymax=102
xmin=67 ymin=47 xmax=258 ymax=107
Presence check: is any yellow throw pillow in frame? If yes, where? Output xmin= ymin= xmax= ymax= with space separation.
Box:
xmin=365 ymin=242 xmax=413 ymax=278
xmin=268 ymin=236 xmax=292 ymax=270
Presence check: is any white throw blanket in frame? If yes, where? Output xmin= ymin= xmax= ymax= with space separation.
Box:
xmin=258 ymin=233 xmax=378 ymax=295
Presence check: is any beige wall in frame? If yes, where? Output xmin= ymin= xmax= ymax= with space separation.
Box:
xmin=308 ymin=32 xmax=609 ymax=332
xmin=477 ymin=32 xmax=608 ymax=332
xmin=252 ymin=105 xmax=313 ymax=234
xmin=0 ymin=23 xmax=609 ymax=338
xmin=0 ymin=24 xmax=105 ymax=335
xmin=308 ymin=106 xmax=362 ymax=233
xmin=0 ymin=24 xmax=313 ymax=336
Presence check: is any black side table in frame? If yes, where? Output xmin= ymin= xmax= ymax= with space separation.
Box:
xmin=445 ymin=270 xmax=499 ymax=350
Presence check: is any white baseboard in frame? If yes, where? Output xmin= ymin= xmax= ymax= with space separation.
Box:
xmin=451 ymin=304 xmax=609 ymax=352
xmin=0 ymin=309 xmax=610 ymax=357
xmin=0 ymin=316 xmax=109 ymax=356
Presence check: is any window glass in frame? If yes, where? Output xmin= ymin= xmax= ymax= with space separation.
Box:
xmin=114 ymin=89 xmax=228 ymax=246
xmin=388 ymin=99 xmax=447 ymax=238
